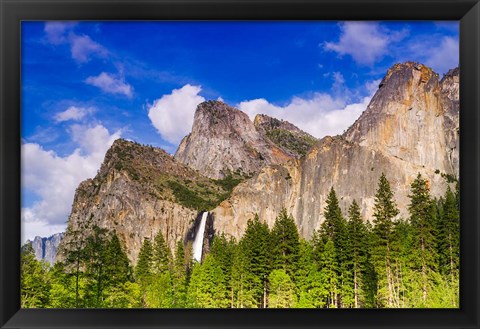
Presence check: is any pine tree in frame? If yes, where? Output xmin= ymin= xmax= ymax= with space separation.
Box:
xmin=231 ymin=243 xmax=258 ymax=308
xmin=321 ymin=188 xmax=350 ymax=307
xmin=83 ymin=226 xmax=110 ymax=307
xmin=48 ymin=262 xmax=80 ymax=308
xmin=321 ymin=187 xmax=345 ymax=241
xmin=145 ymin=272 xmax=174 ymax=308
xmin=20 ymin=244 xmax=51 ymax=307
xmin=295 ymin=239 xmax=325 ymax=308
xmin=371 ymin=173 xmax=399 ymax=307
xmin=239 ymin=214 xmax=271 ymax=307
xmin=408 ymin=173 xmax=438 ymax=305
xmin=61 ymin=227 xmax=87 ymax=307
xmin=135 ymin=238 xmax=153 ymax=284
xmin=152 ymin=232 xmax=172 ymax=275
xmin=270 ymin=209 xmax=300 ymax=279
xmin=347 ymin=200 xmax=368 ymax=308
xmin=268 ymin=269 xmax=297 ymax=308
xmin=135 ymin=238 xmax=154 ymax=306
xmin=172 ymin=241 xmax=187 ymax=307
xmin=186 ymin=254 xmax=228 ymax=308
xmin=319 ymin=239 xmax=338 ymax=308
xmin=437 ymin=187 xmax=460 ymax=283
xmin=104 ymin=233 xmax=132 ymax=287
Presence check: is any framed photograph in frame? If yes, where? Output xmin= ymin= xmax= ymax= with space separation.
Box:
xmin=1 ymin=0 xmax=479 ymax=328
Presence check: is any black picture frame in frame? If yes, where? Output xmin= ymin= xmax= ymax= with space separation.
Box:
xmin=1 ymin=0 xmax=479 ymax=328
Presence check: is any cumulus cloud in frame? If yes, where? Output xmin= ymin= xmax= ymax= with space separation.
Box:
xmin=54 ymin=106 xmax=95 ymax=123
xmin=22 ymin=124 xmax=121 ymax=243
xmin=148 ymin=84 xmax=206 ymax=145
xmin=85 ymin=72 xmax=133 ymax=98
xmin=239 ymin=94 xmax=371 ymax=139
xmin=44 ymin=22 xmax=108 ymax=63
xmin=238 ymin=79 xmax=379 ymax=139
xmin=324 ymin=22 xmax=408 ymax=66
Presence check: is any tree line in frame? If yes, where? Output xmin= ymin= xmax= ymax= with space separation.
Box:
xmin=21 ymin=173 xmax=459 ymax=308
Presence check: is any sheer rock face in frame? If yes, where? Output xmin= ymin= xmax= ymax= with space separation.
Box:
xmin=27 ymin=233 xmax=64 ymax=265
xmin=440 ymin=67 xmax=460 ymax=175
xmin=213 ymin=63 xmax=459 ymax=241
xmin=175 ymin=101 xmax=293 ymax=179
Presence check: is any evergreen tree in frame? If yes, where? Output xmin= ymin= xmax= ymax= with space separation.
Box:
xmin=268 ymin=269 xmax=297 ymax=308
xmin=240 ymin=214 xmax=271 ymax=307
xmin=135 ymin=238 xmax=154 ymax=306
xmin=371 ymin=173 xmax=399 ymax=307
xmin=270 ymin=209 xmax=300 ymax=279
xmin=104 ymin=281 xmax=142 ymax=308
xmin=231 ymin=243 xmax=258 ymax=308
xmin=187 ymin=254 xmax=228 ymax=308
xmin=152 ymin=232 xmax=172 ymax=274
xmin=61 ymin=227 xmax=87 ymax=307
xmin=321 ymin=187 xmax=344 ymax=240
xmin=319 ymin=239 xmax=338 ymax=308
xmin=135 ymin=238 xmax=153 ymax=283
xmin=83 ymin=226 xmax=110 ymax=307
xmin=390 ymin=219 xmax=413 ymax=308
xmin=48 ymin=262 xmax=77 ymax=308
xmin=437 ymin=186 xmax=460 ymax=288
xmin=21 ymin=244 xmax=51 ymax=307
xmin=145 ymin=272 xmax=174 ymax=308
xmin=172 ymin=241 xmax=187 ymax=307
xmin=408 ymin=173 xmax=438 ymax=305
xmin=347 ymin=200 xmax=368 ymax=308
xmin=295 ymin=239 xmax=325 ymax=308
xmin=321 ymin=188 xmax=350 ymax=307
xmin=104 ymin=233 xmax=132 ymax=287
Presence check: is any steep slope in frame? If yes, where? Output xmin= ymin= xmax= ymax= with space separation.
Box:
xmin=26 ymin=233 xmax=64 ymax=265
xmin=254 ymin=114 xmax=318 ymax=157
xmin=213 ymin=62 xmax=459 ymax=240
xmin=57 ymin=139 xmax=237 ymax=264
xmin=175 ymin=100 xmax=293 ymax=179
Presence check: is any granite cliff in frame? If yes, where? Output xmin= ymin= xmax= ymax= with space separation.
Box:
xmin=58 ymin=62 xmax=459 ymax=265
xmin=26 ymin=233 xmax=64 ymax=265
xmin=213 ymin=62 xmax=459 ymax=240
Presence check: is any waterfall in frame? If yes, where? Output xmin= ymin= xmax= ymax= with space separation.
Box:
xmin=192 ymin=212 xmax=208 ymax=262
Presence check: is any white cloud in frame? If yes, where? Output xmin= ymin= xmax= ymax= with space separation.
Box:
xmin=148 ymin=84 xmax=206 ymax=145
xmin=324 ymin=22 xmax=408 ymax=66
xmin=423 ymin=36 xmax=459 ymax=75
xmin=85 ymin=72 xmax=133 ymax=98
xmin=238 ymin=83 xmax=377 ymax=139
xmin=68 ymin=33 xmax=108 ymax=63
xmin=22 ymin=124 xmax=121 ymax=243
xmin=44 ymin=22 xmax=77 ymax=44
xmin=54 ymin=106 xmax=95 ymax=123
xmin=44 ymin=22 xmax=108 ymax=63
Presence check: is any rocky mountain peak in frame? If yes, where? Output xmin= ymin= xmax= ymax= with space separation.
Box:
xmin=175 ymin=101 xmax=292 ymax=179
xmin=344 ymin=61 xmax=448 ymax=171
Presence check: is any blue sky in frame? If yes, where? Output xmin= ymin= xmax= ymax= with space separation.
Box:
xmin=21 ymin=21 xmax=459 ymax=241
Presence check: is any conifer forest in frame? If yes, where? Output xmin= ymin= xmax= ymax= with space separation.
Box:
xmin=21 ymin=173 xmax=459 ymax=308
